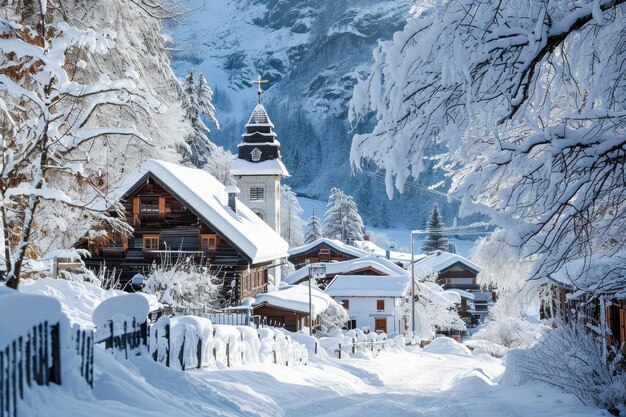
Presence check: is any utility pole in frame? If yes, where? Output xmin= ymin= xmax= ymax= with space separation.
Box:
xmin=410 ymin=232 xmax=415 ymax=334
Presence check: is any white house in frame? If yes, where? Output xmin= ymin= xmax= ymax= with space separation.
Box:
xmin=324 ymin=275 xmax=410 ymax=334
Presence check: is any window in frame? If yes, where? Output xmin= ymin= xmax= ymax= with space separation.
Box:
xmin=143 ymin=234 xmax=159 ymax=250
xmin=201 ymin=234 xmax=217 ymax=252
xmin=319 ymin=248 xmax=331 ymax=263
xmin=376 ymin=299 xmax=385 ymax=311
xmin=250 ymin=187 xmax=264 ymax=201
xmin=251 ymin=148 xmax=262 ymax=162
xmin=140 ymin=197 xmax=160 ymax=213
xmin=341 ymin=299 xmax=350 ymax=310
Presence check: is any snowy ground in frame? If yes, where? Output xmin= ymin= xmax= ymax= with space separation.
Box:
xmin=24 ymin=345 xmax=603 ymax=417
xmin=298 ymin=197 xmax=477 ymax=256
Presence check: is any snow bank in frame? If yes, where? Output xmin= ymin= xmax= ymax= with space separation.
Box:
xmin=0 ymin=293 xmax=63 ymax=346
xmin=93 ymin=293 xmax=151 ymax=328
xmin=423 ymin=337 xmax=472 ymax=356
xmin=18 ymin=278 xmax=124 ymax=327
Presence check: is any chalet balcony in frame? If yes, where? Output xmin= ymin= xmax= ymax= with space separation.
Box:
xmin=133 ymin=213 xmax=165 ymax=228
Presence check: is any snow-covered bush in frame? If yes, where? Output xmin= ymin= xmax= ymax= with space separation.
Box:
xmin=319 ymin=298 xmax=349 ymax=335
xmin=505 ymin=319 xmax=626 ymax=415
xmin=143 ymin=256 xmax=223 ymax=309
xmin=468 ymin=317 xmax=548 ymax=357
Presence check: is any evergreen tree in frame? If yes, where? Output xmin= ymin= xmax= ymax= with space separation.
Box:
xmin=179 ymin=70 xmax=221 ymax=169
xmin=304 ymin=210 xmax=323 ymax=244
xmin=421 ymin=203 xmax=448 ymax=253
xmin=280 ymin=185 xmax=304 ymax=247
xmin=323 ymin=188 xmax=364 ymax=243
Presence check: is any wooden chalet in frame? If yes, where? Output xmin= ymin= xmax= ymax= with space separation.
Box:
xmin=412 ymin=251 xmax=493 ymax=326
xmin=252 ymin=285 xmax=331 ymax=332
xmin=78 ymin=160 xmax=288 ymax=304
xmin=283 ymin=254 xmax=409 ymax=289
xmin=287 ymin=238 xmax=368 ymax=270
xmin=543 ymin=280 xmax=626 ymax=351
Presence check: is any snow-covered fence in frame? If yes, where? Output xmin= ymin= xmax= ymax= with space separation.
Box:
xmin=0 ymin=294 xmax=63 ymax=417
xmin=317 ymin=330 xmax=392 ymax=359
xmin=163 ymin=306 xmax=250 ymax=326
xmin=73 ymin=326 xmax=94 ymax=388
xmin=92 ymin=294 xmax=150 ymax=360
xmin=149 ymin=316 xmax=308 ymax=370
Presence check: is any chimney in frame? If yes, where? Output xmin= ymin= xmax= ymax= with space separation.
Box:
xmin=224 ymin=186 xmax=240 ymax=213
xmin=363 ymin=234 xmax=370 ymax=241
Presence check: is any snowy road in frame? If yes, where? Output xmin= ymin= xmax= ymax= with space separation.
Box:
xmin=184 ymin=349 xmax=602 ymax=417
xmin=24 ymin=345 xmax=605 ymax=417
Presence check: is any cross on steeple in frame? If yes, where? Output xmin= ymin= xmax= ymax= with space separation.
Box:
xmin=250 ymin=74 xmax=268 ymax=103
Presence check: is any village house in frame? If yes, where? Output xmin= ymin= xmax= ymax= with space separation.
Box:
xmin=287 ymin=238 xmax=369 ymax=270
xmin=283 ymin=254 xmax=409 ymax=288
xmin=412 ymin=251 xmax=493 ymax=326
xmin=252 ymin=284 xmax=331 ymax=332
xmin=324 ymin=275 xmax=410 ymax=334
xmin=543 ymin=275 xmax=626 ymax=350
xmin=78 ymin=159 xmax=288 ymax=304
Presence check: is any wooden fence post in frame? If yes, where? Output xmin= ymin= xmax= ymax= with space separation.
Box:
xmin=165 ymin=323 xmax=170 ymax=368
xmin=196 ymin=336 xmax=202 ymax=369
xmin=49 ymin=324 xmax=61 ymax=385
xmin=179 ymin=332 xmax=186 ymax=371
xmin=226 ymin=342 xmax=230 ymax=368
xmin=338 ymin=343 xmax=342 ymax=359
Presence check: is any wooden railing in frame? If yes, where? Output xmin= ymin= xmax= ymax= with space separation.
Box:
xmin=0 ymin=322 xmax=61 ymax=417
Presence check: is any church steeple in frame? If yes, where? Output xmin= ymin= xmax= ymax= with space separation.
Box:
xmin=230 ymin=75 xmax=289 ymax=237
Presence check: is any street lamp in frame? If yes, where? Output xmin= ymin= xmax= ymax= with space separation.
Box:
xmin=409 ymin=231 xmax=421 ymax=334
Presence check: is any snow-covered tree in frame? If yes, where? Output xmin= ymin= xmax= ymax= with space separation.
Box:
xmin=421 ymin=203 xmax=448 ymax=253
xmin=179 ymin=70 xmax=223 ymax=169
xmin=0 ymin=2 xmax=161 ymax=288
xmin=280 ymin=185 xmax=304 ymax=247
xmin=304 ymin=210 xmax=323 ymax=244
xmin=408 ymin=281 xmax=465 ymax=340
xmin=350 ymin=0 xmax=626 ymax=300
xmin=322 ymin=188 xmax=364 ymax=243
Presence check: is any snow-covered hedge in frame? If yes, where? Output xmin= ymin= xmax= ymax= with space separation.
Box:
xmin=150 ymin=315 xmax=308 ymax=370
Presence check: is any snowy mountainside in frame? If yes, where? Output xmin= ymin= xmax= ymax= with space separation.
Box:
xmin=166 ymin=0 xmax=465 ymax=229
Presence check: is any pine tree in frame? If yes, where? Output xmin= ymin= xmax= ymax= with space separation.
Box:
xmin=304 ymin=210 xmax=323 ymax=244
xmin=322 ymin=188 xmax=364 ymax=243
xmin=280 ymin=185 xmax=304 ymax=247
xmin=421 ymin=203 xmax=448 ymax=253
xmin=179 ymin=70 xmax=222 ymax=169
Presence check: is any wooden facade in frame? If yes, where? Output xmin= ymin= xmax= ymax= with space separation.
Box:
xmin=252 ymin=303 xmax=319 ymax=332
xmin=288 ymin=242 xmax=361 ymax=270
xmin=545 ymin=285 xmax=626 ymax=350
xmin=78 ymin=175 xmax=272 ymax=304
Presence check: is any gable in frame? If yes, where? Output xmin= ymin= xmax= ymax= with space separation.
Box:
xmin=116 ymin=160 xmax=288 ymax=264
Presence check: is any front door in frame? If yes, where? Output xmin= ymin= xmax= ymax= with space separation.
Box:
xmin=374 ymin=318 xmax=387 ymax=333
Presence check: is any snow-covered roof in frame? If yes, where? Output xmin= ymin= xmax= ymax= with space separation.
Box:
xmin=411 ymin=251 xmax=481 ymax=277
xmin=246 ymin=104 xmax=274 ymax=127
xmin=283 ymin=255 xmax=409 ymax=285
xmin=116 ymin=160 xmax=288 ymax=264
xmin=325 ymin=275 xmax=410 ymax=297
xmin=353 ymin=240 xmax=424 ymax=266
xmin=445 ymin=288 xmax=475 ymax=300
xmin=288 ymin=238 xmax=370 ymax=258
xmin=253 ymin=284 xmax=331 ymax=316
xmin=230 ymin=158 xmax=290 ymax=176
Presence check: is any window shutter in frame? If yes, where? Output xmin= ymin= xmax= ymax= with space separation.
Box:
xmin=159 ymin=196 xmax=165 ymax=214
xmin=133 ymin=196 xmax=139 ymax=213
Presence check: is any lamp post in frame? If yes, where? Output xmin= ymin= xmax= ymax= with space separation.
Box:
xmin=410 ymin=232 xmax=416 ymax=333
